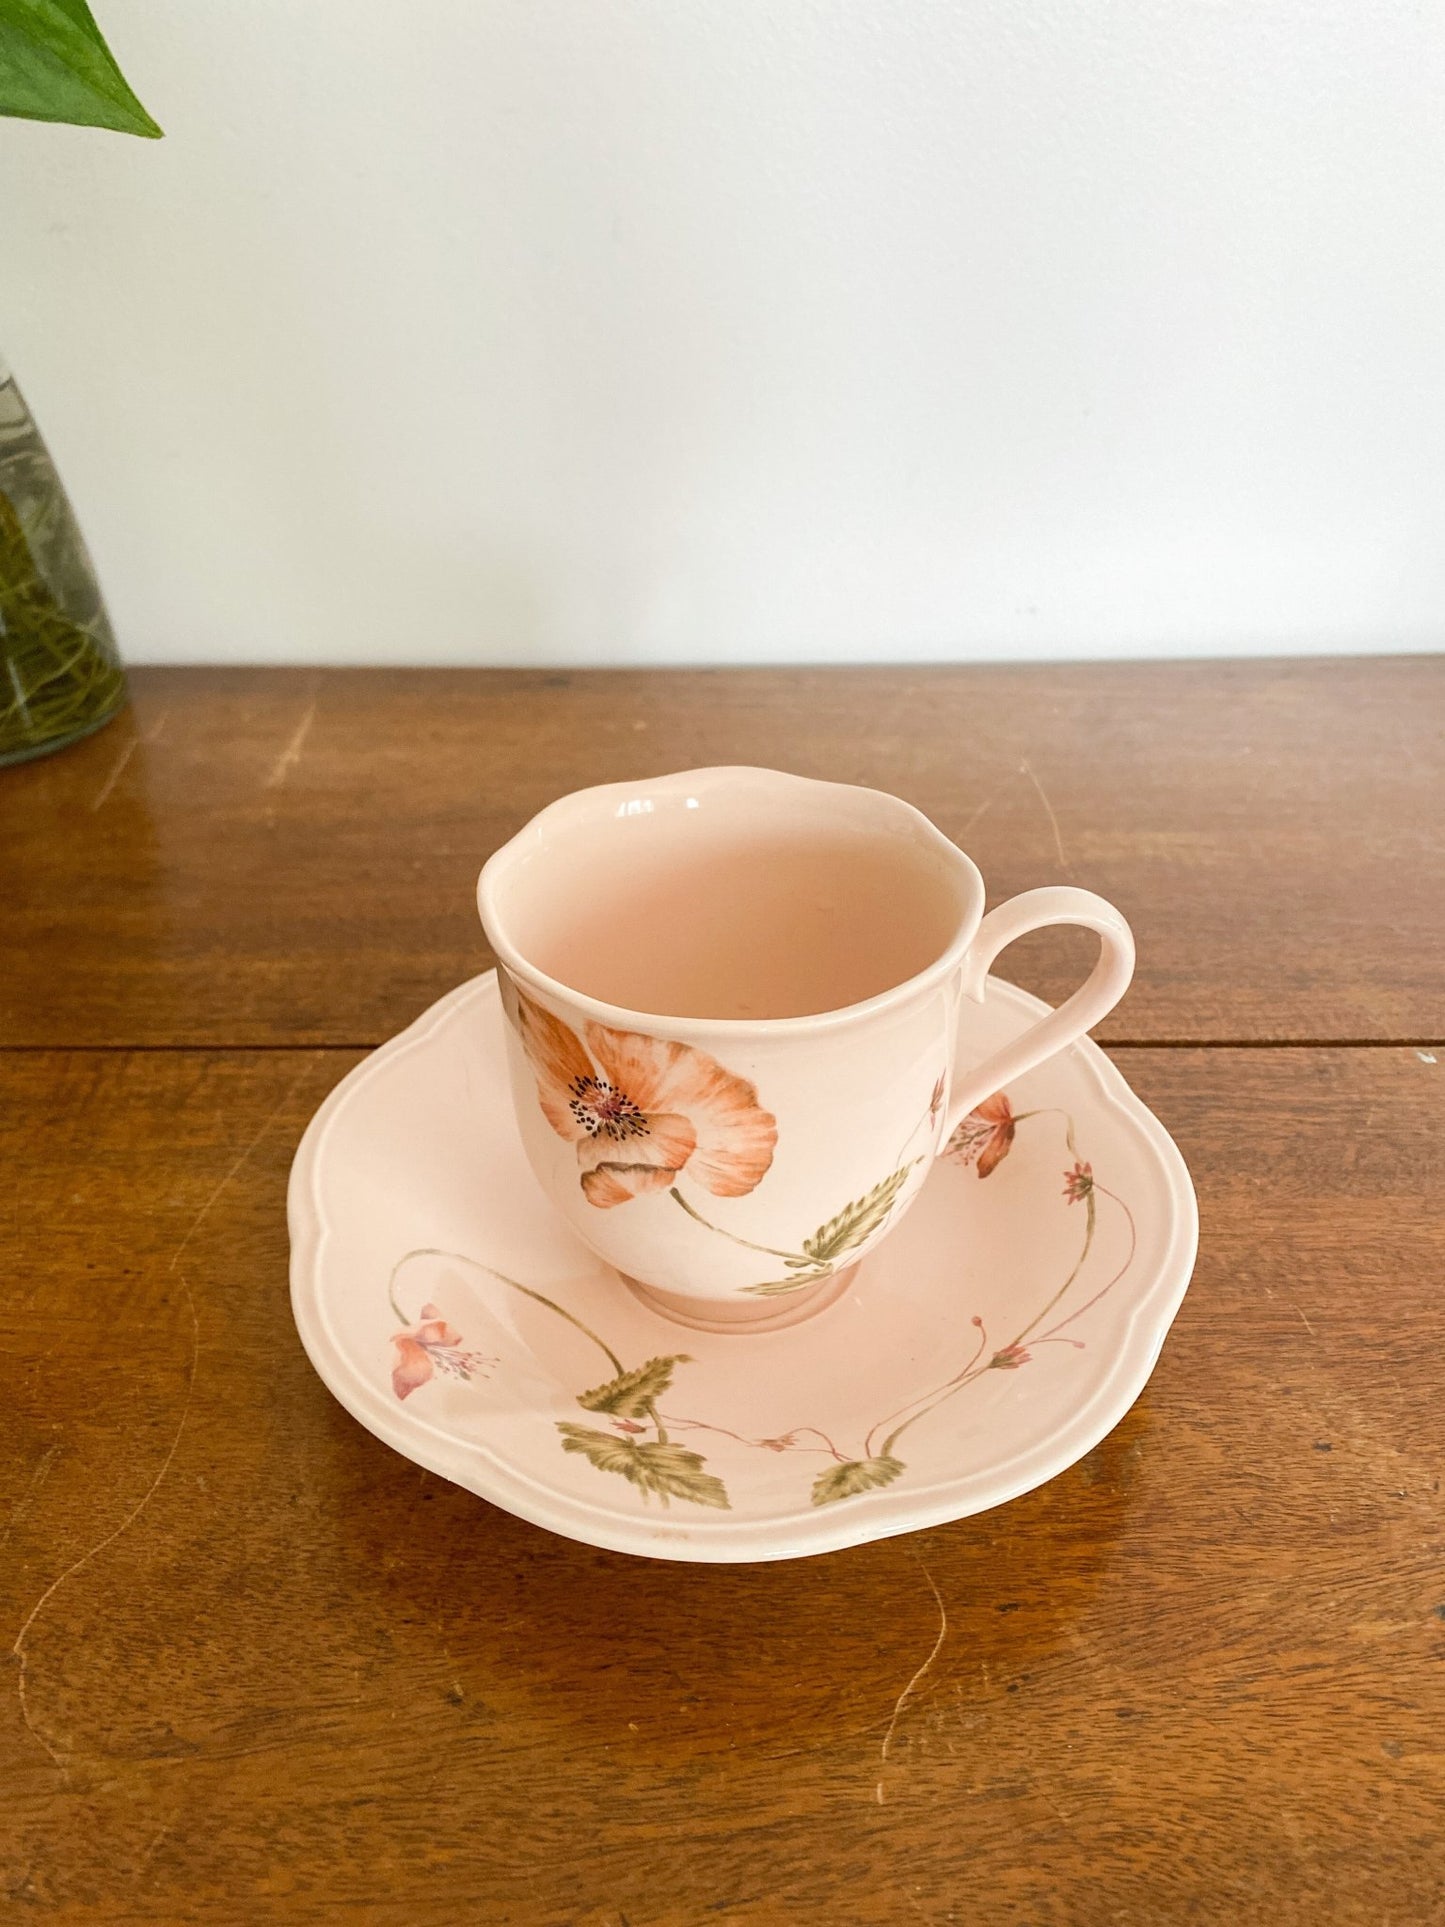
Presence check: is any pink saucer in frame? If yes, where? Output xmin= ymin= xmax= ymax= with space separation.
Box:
xmin=288 ymin=973 xmax=1196 ymax=1563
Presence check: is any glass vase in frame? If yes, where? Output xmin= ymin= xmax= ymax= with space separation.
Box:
xmin=0 ymin=353 xmax=127 ymax=766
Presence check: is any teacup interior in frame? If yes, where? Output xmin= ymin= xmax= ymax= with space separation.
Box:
xmin=494 ymin=775 xmax=971 ymax=1020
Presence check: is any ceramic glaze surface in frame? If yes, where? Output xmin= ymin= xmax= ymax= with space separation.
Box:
xmin=479 ymin=768 xmax=1136 ymax=1307
xmin=506 ymin=818 xmax=963 ymax=1021
xmin=288 ymin=971 xmax=1197 ymax=1563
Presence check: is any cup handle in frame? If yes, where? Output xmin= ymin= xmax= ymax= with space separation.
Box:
xmin=944 ymin=887 xmax=1136 ymax=1136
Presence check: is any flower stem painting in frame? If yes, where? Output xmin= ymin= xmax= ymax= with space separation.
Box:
xmin=505 ymin=983 xmax=929 ymax=1293
xmin=388 ymin=1248 xmax=732 ymax=1510
xmin=382 ymin=1090 xmax=1137 ymax=1516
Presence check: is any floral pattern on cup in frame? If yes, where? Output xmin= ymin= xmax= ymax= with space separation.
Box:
xmin=507 ymin=985 xmax=777 ymax=1209
xmin=382 ymin=1093 xmax=1138 ymax=1514
xmin=505 ymin=981 xmax=929 ymax=1293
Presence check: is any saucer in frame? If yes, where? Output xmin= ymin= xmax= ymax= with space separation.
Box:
xmin=288 ymin=973 xmax=1197 ymax=1563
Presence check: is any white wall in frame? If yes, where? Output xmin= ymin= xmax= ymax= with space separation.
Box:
xmin=2 ymin=1 xmax=1443 ymax=667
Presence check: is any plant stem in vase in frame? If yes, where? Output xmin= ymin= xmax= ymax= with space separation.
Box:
xmin=0 ymin=358 xmax=128 ymax=767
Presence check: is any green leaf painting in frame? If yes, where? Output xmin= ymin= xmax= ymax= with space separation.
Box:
xmin=0 ymin=0 xmax=162 ymax=137
xmin=576 ymin=1354 xmax=691 ymax=1420
xmin=558 ymin=1425 xmax=731 ymax=1510
xmin=566 ymin=1352 xmax=731 ymax=1508
xmin=741 ymin=1162 xmax=918 ymax=1295
xmin=811 ymin=1456 xmax=904 ymax=1507
xmin=383 ymin=1091 xmax=1137 ymax=1527
xmin=801 ymin=1167 xmax=914 ymax=1266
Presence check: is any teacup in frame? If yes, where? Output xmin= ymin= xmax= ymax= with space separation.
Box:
xmin=478 ymin=767 xmax=1133 ymax=1332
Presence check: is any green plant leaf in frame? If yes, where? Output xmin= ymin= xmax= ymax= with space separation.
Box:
xmin=810 ymin=1455 xmax=905 ymax=1507
xmin=0 ymin=0 xmax=163 ymax=137
xmin=801 ymin=1165 xmax=915 ymax=1266
xmin=575 ymin=1354 xmax=690 ymax=1419
xmin=741 ymin=1268 xmax=831 ymax=1298
xmin=557 ymin=1424 xmax=731 ymax=1510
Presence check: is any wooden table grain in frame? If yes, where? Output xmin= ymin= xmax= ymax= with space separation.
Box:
xmin=2 ymin=663 xmax=1442 ymax=1926
xmin=3 ymin=659 xmax=1442 ymax=1049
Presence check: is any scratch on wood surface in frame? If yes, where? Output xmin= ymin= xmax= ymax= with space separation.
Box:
xmin=1294 ymin=1304 xmax=1317 ymax=1338
xmin=958 ymin=788 xmax=1002 ymax=840
xmin=1019 ymin=757 xmax=1072 ymax=874
xmin=875 ymin=1556 xmax=948 ymax=1805
xmin=265 ymin=698 xmax=317 ymax=789
xmin=0 ymin=1445 xmax=61 ymax=1555
xmin=10 ymin=1063 xmax=313 ymax=1776
xmin=759 ymin=1715 xmax=897 ymax=1765
xmin=136 ymin=1824 xmax=172 ymax=1879
xmin=162 ymin=1060 xmax=316 ymax=1284
xmin=88 ymin=736 xmax=140 ymax=811
xmin=89 ymin=712 xmax=168 ymax=812
xmin=1064 ymin=1625 xmax=1110 ymax=1683
xmin=1034 ymin=1781 xmax=1083 ymax=1839
xmin=1066 ymin=1621 xmax=1163 ymax=1722
xmin=11 ymin=1278 xmax=199 ymax=1778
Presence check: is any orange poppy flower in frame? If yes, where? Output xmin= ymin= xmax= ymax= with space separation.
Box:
xmin=945 ymin=1092 xmax=1016 ymax=1178
xmin=508 ymin=987 xmax=778 ymax=1209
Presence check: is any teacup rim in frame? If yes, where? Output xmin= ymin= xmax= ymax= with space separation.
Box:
xmin=477 ymin=765 xmax=986 ymax=1037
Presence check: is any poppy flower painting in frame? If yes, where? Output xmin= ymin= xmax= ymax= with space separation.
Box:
xmin=508 ymin=986 xmax=778 ymax=1209
xmin=945 ymin=1092 xmax=1016 ymax=1178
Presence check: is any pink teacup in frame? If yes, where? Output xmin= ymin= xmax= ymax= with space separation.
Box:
xmin=478 ymin=767 xmax=1134 ymax=1331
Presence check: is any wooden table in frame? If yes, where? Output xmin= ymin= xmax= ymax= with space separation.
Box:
xmin=3 ymin=661 xmax=1442 ymax=1925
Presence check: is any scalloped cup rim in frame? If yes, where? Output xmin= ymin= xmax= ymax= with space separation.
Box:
xmin=476 ymin=766 xmax=987 ymax=1038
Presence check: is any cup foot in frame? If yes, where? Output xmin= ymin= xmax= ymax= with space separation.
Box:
xmin=619 ymin=1265 xmax=859 ymax=1334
